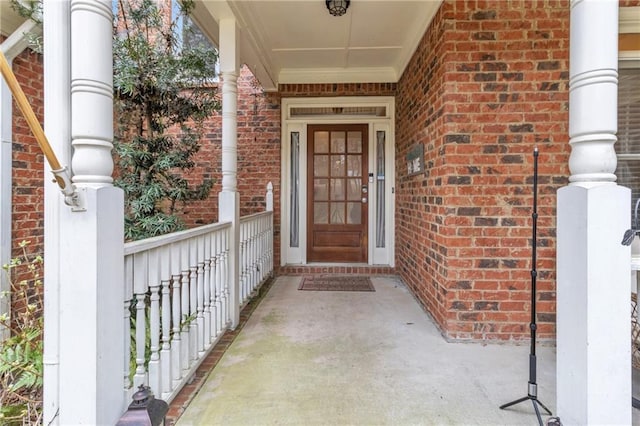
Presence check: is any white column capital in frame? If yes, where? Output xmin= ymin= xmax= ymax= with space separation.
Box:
xmin=219 ymin=18 xmax=240 ymax=75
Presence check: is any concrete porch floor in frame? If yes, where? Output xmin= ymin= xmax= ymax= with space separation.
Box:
xmin=174 ymin=275 xmax=627 ymax=425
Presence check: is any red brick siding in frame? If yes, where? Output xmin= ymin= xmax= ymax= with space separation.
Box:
xmin=11 ymin=48 xmax=44 ymax=260
xmin=395 ymin=0 xmax=571 ymax=341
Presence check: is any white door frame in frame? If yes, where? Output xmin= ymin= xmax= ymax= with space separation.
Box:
xmin=280 ymin=96 xmax=395 ymax=266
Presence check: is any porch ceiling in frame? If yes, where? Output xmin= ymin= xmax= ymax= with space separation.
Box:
xmin=193 ymin=0 xmax=442 ymax=91
xmin=0 ymin=5 xmax=25 ymax=37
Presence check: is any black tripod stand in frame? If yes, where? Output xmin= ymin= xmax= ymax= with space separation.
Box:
xmin=499 ymin=147 xmax=552 ymax=426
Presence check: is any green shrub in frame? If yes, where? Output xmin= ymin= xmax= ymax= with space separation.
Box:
xmin=114 ymin=0 xmax=220 ymax=240
xmin=0 ymin=241 xmax=43 ymax=425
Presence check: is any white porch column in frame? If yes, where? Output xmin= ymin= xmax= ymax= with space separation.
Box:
xmin=42 ymin=2 xmax=70 ymax=424
xmin=219 ymin=18 xmax=241 ymax=328
xmin=557 ymin=1 xmax=630 ymax=424
xmin=56 ymin=0 xmax=125 ymax=424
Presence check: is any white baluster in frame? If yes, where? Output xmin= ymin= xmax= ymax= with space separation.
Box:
xmin=160 ymin=293 xmax=171 ymax=398
xmin=158 ymin=247 xmax=171 ymax=398
xmin=269 ymin=213 xmax=274 ymax=275
xmin=148 ymin=281 xmax=161 ymax=397
xmin=123 ymin=298 xmax=132 ymax=395
xmin=132 ymin=252 xmax=148 ymax=389
xmin=180 ymin=242 xmax=190 ymax=374
xmin=123 ymin=255 xmax=134 ymax=396
xmin=146 ymin=249 xmax=161 ymax=396
xmin=203 ymin=233 xmax=212 ymax=346
xmin=260 ymin=216 xmax=266 ymax=284
xmin=252 ymin=218 xmax=258 ymax=292
xmin=239 ymin=222 xmax=246 ymax=304
xmin=196 ymin=236 xmax=205 ymax=354
xmin=222 ymin=229 xmax=230 ymax=325
xmin=247 ymin=221 xmax=252 ymax=300
xmin=247 ymin=220 xmax=252 ymax=297
xmin=189 ymin=239 xmax=198 ymax=362
xmin=214 ymin=232 xmax=223 ymax=336
xmin=246 ymin=220 xmax=252 ymax=298
xmin=134 ymin=292 xmax=146 ymax=389
xmin=170 ymin=243 xmax=182 ymax=388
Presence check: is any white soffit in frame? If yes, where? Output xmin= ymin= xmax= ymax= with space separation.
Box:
xmin=0 ymin=4 xmax=26 ymax=38
xmin=196 ymin=0 xmax=442 ymax=90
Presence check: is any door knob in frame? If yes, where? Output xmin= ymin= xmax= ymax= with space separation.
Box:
xmin=362 ymin=197 xmax=367 ymax=204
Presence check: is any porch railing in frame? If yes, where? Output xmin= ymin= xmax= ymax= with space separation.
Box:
xmin=239 ymin=211 xmax=274 ymax=306
xmin=122 ymin=183 xmax=274 ymax=404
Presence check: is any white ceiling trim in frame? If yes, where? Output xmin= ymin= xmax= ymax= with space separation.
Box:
xmin=620 ymin=7 xmax=640 ymax=34
xmin=278 ymin=66 xmax=397 ymax=84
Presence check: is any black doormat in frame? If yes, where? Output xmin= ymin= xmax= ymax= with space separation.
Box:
xmin=298 ymin=276 xmax=375 ymax=292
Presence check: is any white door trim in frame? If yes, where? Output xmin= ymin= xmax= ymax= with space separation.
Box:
xmin=280 ymin=96 xmax=395 ymax=266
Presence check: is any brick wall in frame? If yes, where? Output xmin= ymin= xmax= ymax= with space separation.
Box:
xmin=621 ymin=0 xmax=640 ymax=7
xmin=10 ymin=48 xmax=44 ymax=260
xmin=396 ymin=0 xmax=571 ymax=341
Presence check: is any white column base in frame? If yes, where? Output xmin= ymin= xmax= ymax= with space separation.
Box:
xmin=219 ymin=190 xmax=240 ymax=328
xmin=58 ymin=186 xmax=125 ymax=424
xmin=557 ymin=184 xmax=631 ymax=425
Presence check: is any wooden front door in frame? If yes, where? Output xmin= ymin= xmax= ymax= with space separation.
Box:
xmin=307 ymin=124 xmax=368 ymax=262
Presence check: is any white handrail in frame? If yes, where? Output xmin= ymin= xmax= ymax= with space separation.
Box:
xmin=124 ymin=221 xmax=232 ymax=255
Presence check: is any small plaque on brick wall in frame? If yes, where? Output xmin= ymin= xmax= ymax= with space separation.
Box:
xmin=406 ymin=144 xmax=424 ymax=176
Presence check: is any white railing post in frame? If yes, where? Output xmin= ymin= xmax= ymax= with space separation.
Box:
xmin=557 ymin=1 xmax=630 ymax=424
xmin=266 ymin=182 xmax=274 ymax=212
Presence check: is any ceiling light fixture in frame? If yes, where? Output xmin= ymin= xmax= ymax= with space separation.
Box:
xmin=326 ymin=0 xmax=350 ymax=16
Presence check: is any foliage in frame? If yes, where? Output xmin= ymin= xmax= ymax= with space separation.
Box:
xmin=114 ymin=0 xmax=220 ymax=241
xmin=0 ymin=241 xmax=43 ymax=425
xmin=10 ymin=0 xmax=43 ymax=54
xmin=10 ymin=0 xmax=41 ymax=24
